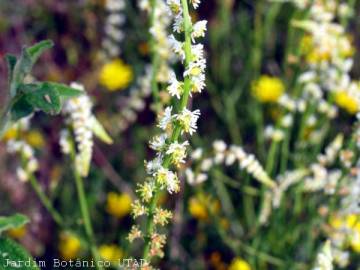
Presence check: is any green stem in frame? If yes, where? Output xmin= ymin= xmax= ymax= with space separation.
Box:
xmin=69 ymin=145 xmax=102 ymax=270
xmin=142 ymin=0 xmax=193 ymax=261
xmin=73 ymin=169 xmax=103 ymax=270
xmin=28 ymin=174 xmax=64 ymax=227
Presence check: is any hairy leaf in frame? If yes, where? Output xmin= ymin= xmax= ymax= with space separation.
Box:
xmin=0 ymin=237 xmax=39 ymax=270
xmin=5 ymin=54 xmax=17 ymax=85
xmin=24 ymin=83 xmax=61 ymax=115
xmin=26 ymin=40 xmax=54 ymax=64
xmin=10 ymin=96 xmax=34 ymax=121
xmin=42 ymin=82 xmax=83 ymax=98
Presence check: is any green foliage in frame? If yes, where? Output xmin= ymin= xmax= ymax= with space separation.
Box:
xmin=0 ymin=237 xmax=39 ymax=270
xmin=0 ymin=214 xmax=29 ymax=235
xmin=1 ymin=40 xmax=83 ymax=136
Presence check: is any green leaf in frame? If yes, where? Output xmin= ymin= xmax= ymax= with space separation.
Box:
xmin=42 ymin=82 xmax=83 ymax=98
xmin=5 ymin=54 xmax=17 ymax=84
xmin=0 ymin=214 xmax=29 ymax=235
xmin=10 ymin=96 xmax=34 ymax=121
xmin=11 ymin=48 xmax=33 ymax=96
xmin=23 ymin=83 xmax=61 ymax=115
xmin=0 ymin=237 xmax=39 ymax=270
xmin=90 ymin=116 xmax=113 ymax=144
xmin=26 ymin=40 xmax=54 ymax=64
xmin=10 ymin=40 xmax=53 ymax=97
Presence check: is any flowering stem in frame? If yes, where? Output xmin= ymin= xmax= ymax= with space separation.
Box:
xmin=28 ymin=173 xmax=64 ymax=227
xmin=142 ymin=0 xmax=193 ymax=261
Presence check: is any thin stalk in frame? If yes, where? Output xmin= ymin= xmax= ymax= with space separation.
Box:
xmin=142 ymin=0 xmax=193 ymax=260
xmin=69 ymin=145 xmax=102 ymax=270
xmin=73 ymin=169 xmax=103 ymax=270
xmin=28 ymin=174 xmax=64 ymax=227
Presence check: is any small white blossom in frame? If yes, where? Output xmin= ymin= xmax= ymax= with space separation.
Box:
xmin=150 ymin=134 xmax=168 ymax=151
xmin=166 ymin=141 xmax=189 ymax=165
xmin=191 ymin=20 xmax=207 ymax=41
xmin=167 ymin=72 xmax=183 ymax=99
xmin=175 ymin=108 xmax=200 ymax=135
xmin=158 ymin=106 xmax=173 ymax=131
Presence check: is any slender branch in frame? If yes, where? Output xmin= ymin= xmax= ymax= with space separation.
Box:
xmin=28 ymin=173 xmax=64 ymax=227
xmin=69 ymin=143 xmax=103 ymax=270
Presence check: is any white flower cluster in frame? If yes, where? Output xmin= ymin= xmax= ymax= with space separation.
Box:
xmin=186 ymin=140 xmax=276 ymax=188
xmin=166 ymin=0 xmax=207 ymax=97
xmin=102 ymin=0 xmax=126 ymax=58
xmin=62 ymin=83 xmax=94 ymax=177
xmin=130 ymin=0 xmax=207 ymax=259
xmin=139 ymin=0 xmax=176 ymax=83
xmin=293 ymin=0 xmax=360 ymax=114
xmin=7 ymin=140 xmax=39 ymax=182
xmin=312 ymin=241 xmax=333 ymax=270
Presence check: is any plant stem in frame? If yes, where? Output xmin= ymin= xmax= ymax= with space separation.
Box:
xmin=142 ymin=0 xmax=193 ymax=261
xmin=73 ymin=169 xmax=103 ymax=270
xmin=69 ymin=144 xmax=102 ymax=270
xmin=28 ymin=174 xmax=64 ymax=227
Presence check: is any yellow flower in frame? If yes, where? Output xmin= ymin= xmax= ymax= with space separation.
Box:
xmin=58 ymin=233 xmax=81 ymax=260
xmin=188 ymin=194 xmax=220 ymax=221
xmin=7 ymin=226 xmax=27 ymax=239
xmin=99 ymin=59 xmax=133 ymax=91
xmin=106 ymin=192 xmax=132 ymax=218
xmin=188 ymin=196 xmax=208 ymax=220
xmin=252 ymin=76 xmax=285 ymax=103
xmin=329 ymin=215 xmax=344 ymax=229
xmin=25 ymin=130 xmax=45 ymax=148
xmin=99 ymin=244 xmax=123 ymax=263
xmin=346 ymin=214 xmax=360 ymax=228
xmin=351 ymin=231 xmax=360 ymax=253
xmin=3 ymin=127 xmax=19 ymax=141
xmin=334 ymin=91 xmax=359 ymax=114
xmin=228 ymin=258 xmax=252 ymax=270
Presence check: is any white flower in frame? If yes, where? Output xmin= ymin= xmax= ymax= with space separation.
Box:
xmin=191 ymin=0 xmax=201 ymax=9
xmin=155 ymin=167 xmax=180 ymax=194
xmin=201 ymin=158 xmax=213 ymax=171
xmin=59 ymin=129 xmax=71 ymax=154
xmin=312 ymin=241 xmax=333 ymax=270
xmin=63 ymin=83 xmax=94 ymax=177
xmin=166 ymin=171 xmax=180 ymax=193
xmin=191 ymin=73 xmax=206 ymax=93
xmin=166 ymin=141 xmax=189 ymax=165
xmin=167 ymin=0 xmax=182 ymax=15
xmin=175 ymin=108 xmax=200 ymax=135
xmin=191 ymin=20 xmax=207 ymax=41
xmin=191 ymin=44 xmax=205 ymax=61
xmin=168 ymin=35 xmax=184 ymax=58
xmin=150 ymin=134 xmax=168 ymax=151
xmin=167 ymin=72 xmax=183 ymax=99
xmin=158 ymin=106 xmax=173 ymax=131
xmin=146 ymin=155 xmax=163 ymax=175
xmin=184 ymin=59 xmax=206 ymax=78
xmin=173 ymin=15 xmax=184 ymax=33
xmin=16 ymin=167 xmax=29 ymax=182
xmin=191 ymin=148 xmax=203 ymax=160
xmin=213 ymin=140 xmax=227 ymax=152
